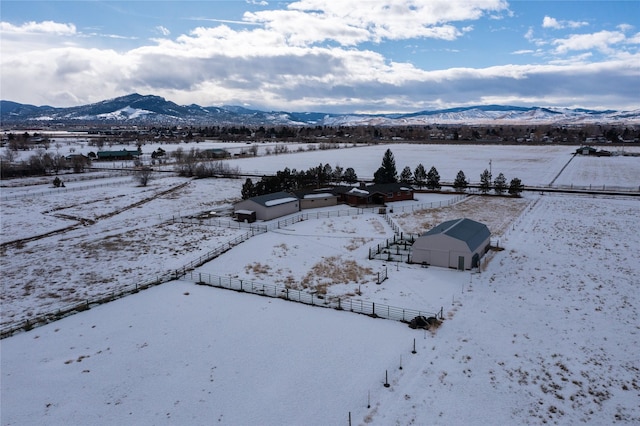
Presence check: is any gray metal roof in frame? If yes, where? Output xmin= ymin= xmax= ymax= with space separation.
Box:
xmin=423 ymin=218 xmax=490 ymax=251
xmin=248 ymin=191 xmax=298 ymax=207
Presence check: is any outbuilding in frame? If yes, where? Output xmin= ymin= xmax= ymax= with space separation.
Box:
xmin=234 ymin=209 xmax=257 ymax=223
xmin=294 ymin=188 xmax=339 ymax=209
xmin=233 ymin=191 xmax=299 ymax=221
xmin=411 ymin=218 xmax=491 ymax=270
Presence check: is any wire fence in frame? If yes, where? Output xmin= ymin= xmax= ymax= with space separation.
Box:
xmin=171 ymin=229 xmax=267 ymax=277
xmin=175 ymin=216 xmax=268 ymax=232
xmin=544 ymin=183 xmax=640 ymax=192
xmin=387 ymin=193 xmax=467 ymax=213
xmin=0 ymin=229 xmax=265 ymax=339
xmin=0 ymin=272 xmax=174 ymax=339
xmin=185 ymin=271 xmax=442 ymax=324
xmin=0 ymin=195 xmax=459 ymax=337
xmin=1 ymin=174 xmax=137 ymax=200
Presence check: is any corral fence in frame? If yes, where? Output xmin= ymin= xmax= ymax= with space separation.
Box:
xmin=369 ymin=231 xmax=420 ymax=262
xmin=185 ymin=271 xmax=443 ymax=324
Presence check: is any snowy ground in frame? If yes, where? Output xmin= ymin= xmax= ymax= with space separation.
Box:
xmin=1 ymin=144 xmax=639 ymax=425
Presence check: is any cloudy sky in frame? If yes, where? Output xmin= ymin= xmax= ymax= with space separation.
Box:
xmin=1 ymin=0 xmax=639 ymax=113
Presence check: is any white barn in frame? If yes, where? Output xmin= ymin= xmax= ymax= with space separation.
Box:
xmin=411 ymin=218 xmax=491 ymax=270
xmin=233 ymin=192 xmax=299 ymax=221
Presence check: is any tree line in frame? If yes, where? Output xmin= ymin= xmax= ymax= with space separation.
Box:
xmin=373 ymin=149 xmax=523 ymax=196
xmin=241 ymin=164 xmax=358 ymax=199
xmin=241 ymin=148 xmax=524 ymax=200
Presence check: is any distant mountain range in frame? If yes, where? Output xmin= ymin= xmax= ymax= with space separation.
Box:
xmin=1 ymin=93 xmax=638 ymax=126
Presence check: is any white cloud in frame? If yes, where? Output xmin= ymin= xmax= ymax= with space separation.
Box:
xmin=617 ymin=23 xmax=634 ymax=33
xmin=156 ymin=26 xmax=171 ymax=36
xmin=243 ymin=0 xmax=509 ymax=45
xmin=627 ymin=32 xmax=640 ymax=44
xmin=542 ymin=16 xmax=588 ymax=30
xmin=0 ymin=20 xmax=76 ymax=35
xmin=1 ymin=3 xmax=638 ymax=112
xmin=246 ymin=0 xmax=268 ymax=5
xmin=553 ymin=30 xmax=627 ymax=54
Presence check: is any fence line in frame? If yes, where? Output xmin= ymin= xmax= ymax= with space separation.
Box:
xmin=175 ymin=216 xmax=268 ymax=232
xmin=388 ymin=193 xmax=467 ymax=213
xmin=1 ymin=174 xmax=137 ymax=200
xmin=185 ymin=271 xmax=442 ymax=324
xmin=0 ymin=228 xmax=266 ymax=339
xmin=172 ymin=229 xmax=267 ymax=277
xmin=368 ymin=231 xmax=419 ymax=262
xmin=544 ymin=183 xmax=640 ymax=192
xmin=1 ymin=195 xmax=462 ymax=337
xmin=0 ymin=272 xmax=173 ymax=339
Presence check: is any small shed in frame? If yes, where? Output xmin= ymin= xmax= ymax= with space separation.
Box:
xmin=233 ymin=191 xmax=299 ymax=221
xmin=234 ymin=209 xmax=256 ymax=223
xmin=411 ymin=218 xmax=491 ymax=270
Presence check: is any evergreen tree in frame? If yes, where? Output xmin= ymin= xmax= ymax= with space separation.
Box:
xmin=332 ymin=165 xmax=344 ymax=183
xmin=426 ymin=166 xmax=441 ymax=190
xmin=343 ymin=167 xmax=358 ymax=184
xmin=508 ymin=177 xmax=524 ymax=196
xmin=399 ymin=166 xmax=413 ymax=184
xmin=373 ymin=167 xmax=387 ymax=184
xmin=413 ymin=163 xmax=427 ymax=189
xmin=374 ymin=149 xmax=398 ymax=183
xmin=494 ymin=172 xmax=507 ymax=194
xmin=241 ymin=178 xmax=255 ymax=199
xmin=453 ymin=170 xmax=468 ymax=192
xmin=322 ymin=163 xmax=333 ymax=183
xmin=479 ymin=169 xmax=492 ymax=194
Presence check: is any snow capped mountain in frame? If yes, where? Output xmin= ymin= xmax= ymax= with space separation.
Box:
xmin=1 ymin=94 xmax=638 ymax=126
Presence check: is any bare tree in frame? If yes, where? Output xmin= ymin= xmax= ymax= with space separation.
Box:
xmin=135 ymin=166 xmax=153 ymax=187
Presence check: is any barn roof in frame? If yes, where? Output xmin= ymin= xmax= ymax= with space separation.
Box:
xmin=423 ymin=218 xmax=490 ymax=251
xmin=248 ymin=191 xmax=298 ymax=207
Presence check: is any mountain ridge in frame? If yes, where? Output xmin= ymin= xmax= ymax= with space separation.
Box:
xmin=1 ymin=94 xmax=638 ymax=126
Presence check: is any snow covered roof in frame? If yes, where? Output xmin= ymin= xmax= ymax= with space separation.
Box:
xmin=248 ymin=191 xmax=299 ymax=207
xmin=265 ymin=197 xmax=298 ymax=207
xmin=234 ymin=209 xmax=255 ymax=215
xmin=303 ymin=193 xmax=335 ymax=199
xmin=348 ymin=188 xmax=370 ymax=195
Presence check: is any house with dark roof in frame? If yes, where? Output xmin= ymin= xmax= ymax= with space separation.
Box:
xmin=233 ymin=191 xmax=300 ymax=221
xmin=334 ymin=182 xmax=414 ymax=206
xmin=411 ymin=218 xmax=491 ymax=270
xmin=96 ymin=150 xmax=140 ymax=161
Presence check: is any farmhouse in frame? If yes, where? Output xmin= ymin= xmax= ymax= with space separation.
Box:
xmin=334 ymin=183 xmax=414 ymax=206
xmin=411 ymin=218 xmax=491 ymax=270
xmin=233 ymin=191 xmax=299 ymax=221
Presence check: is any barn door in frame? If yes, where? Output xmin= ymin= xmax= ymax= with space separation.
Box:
xmin=457 ymin=256 xmax=465 ymax=271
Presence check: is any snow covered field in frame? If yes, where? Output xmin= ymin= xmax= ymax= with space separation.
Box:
xmin=1 ymin=144 xmax=639 ymax=425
